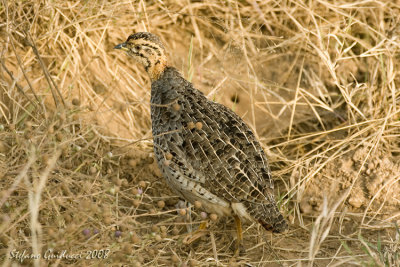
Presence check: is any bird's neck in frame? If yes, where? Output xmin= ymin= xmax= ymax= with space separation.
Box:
xmin=147 ymin=56 xmax=167 ymax=81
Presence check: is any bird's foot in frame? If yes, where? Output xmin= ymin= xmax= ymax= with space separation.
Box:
xmin=182 ymin=221 xmax=208 ymax=245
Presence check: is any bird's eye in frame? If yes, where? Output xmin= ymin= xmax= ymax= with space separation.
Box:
xmin=135 ymin=45 xmax=140 ymax=50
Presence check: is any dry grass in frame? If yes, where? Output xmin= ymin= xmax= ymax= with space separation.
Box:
xmin=1 ymin=0 xmax=400 ymax=266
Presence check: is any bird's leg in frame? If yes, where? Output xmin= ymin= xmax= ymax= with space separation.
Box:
xmin=182 ymin=220 xmax=208 ymax=244
xmin=234 ymin=215 xmax=245 ymax=256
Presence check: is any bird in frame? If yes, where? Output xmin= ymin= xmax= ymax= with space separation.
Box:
xmin=114 ymin=32 xmax=287 ymax=253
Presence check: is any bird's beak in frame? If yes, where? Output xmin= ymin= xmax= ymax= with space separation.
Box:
xmin=114 ymin=42 xmax=128 ymax=51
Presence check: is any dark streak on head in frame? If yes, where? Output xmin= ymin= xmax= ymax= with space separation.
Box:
xmin=141 ymin=43 xmax=162 ymax=56
xmin=126 ymin=32 xmax=165 ymax=50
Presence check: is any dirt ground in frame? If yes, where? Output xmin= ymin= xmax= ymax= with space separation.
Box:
xmin=1 ymin=1 xmax=400 ymax=266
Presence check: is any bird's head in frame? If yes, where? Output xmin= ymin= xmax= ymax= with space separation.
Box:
xmin=114 ymin=32 xmax=167 ymax=81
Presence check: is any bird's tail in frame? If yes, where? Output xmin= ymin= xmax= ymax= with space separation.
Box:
xmin=245 ymin=202 xmax=288 ymax=233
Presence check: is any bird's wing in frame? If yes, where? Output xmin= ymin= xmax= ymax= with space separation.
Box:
xmin=151 ymin=68 xmax=276 ymax=205
xmin=176 ymin=83 xmax=276 ymax=205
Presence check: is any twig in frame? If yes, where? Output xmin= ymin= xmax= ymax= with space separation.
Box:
xmin=24 ymin=31 xmax=65 ymax=107
xmin=25 ymin=150 xmax=61 ymax=267
xmin=0 ymin=59 xmax=39 ymax=110
xmin=0 ymin=154 xmax=36 ymax=208
xmin=210 ymin=231 xmax=219 ymax=262
xmin=9 ymin=32 xmax=44 ymax=109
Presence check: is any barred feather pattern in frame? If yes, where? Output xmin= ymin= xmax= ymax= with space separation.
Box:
xmin=151 ymin=66 xmax=287 ymax=233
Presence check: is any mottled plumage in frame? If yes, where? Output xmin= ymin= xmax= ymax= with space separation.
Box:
xmin=151 ymin=67 xmax=287 ymax=232
xmin=115 ymin=32 xmax=287 ymax=241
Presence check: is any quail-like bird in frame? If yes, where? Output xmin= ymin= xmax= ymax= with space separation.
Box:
xmin=114 ymin=32 xmax=287 ymax=251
